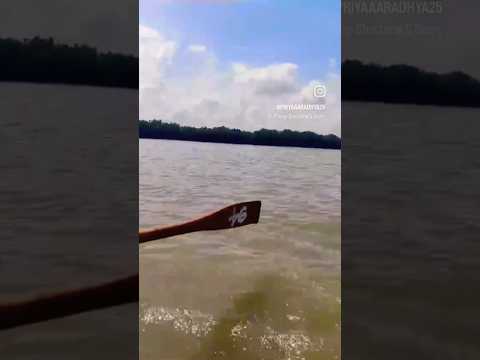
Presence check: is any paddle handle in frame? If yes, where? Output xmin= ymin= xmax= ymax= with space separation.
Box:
xmin=139 ymin=219 xmax=212 ymax=243
xmin=0 ymin=275 xmax=138 ymax=331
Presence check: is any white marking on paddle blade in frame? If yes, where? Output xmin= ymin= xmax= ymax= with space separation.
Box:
xmin=228 ymin=206 xmax=248 ymax=227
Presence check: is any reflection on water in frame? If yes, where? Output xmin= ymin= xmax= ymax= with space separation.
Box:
xmin=140 ymin=140 xmax=340 ymax=359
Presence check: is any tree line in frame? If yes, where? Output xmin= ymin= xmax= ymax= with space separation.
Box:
xmin=0 ymin=37 xmax=137 ymax=88
xmin=139 ymin=120 xmax=341 ymax=150
xmin=342 ymin=60 xmax=480 ymax=107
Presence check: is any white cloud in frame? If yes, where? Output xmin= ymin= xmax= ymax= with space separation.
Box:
xmin=233 ymin=63 xmax=297 ymax=84
xmin=139 ymin=25 xmax=177 ymax=90
xmin=140 ymin=27 xmax=341 ymax=135
xmin=188 ymin=44 xmax=207 ymax=53
xmin=232 ymin=63 xmax=299 ymax=96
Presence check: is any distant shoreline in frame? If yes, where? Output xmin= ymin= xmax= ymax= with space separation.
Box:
xmin=139 ymin=120 xmax=341 ymax=150
xmin=342 ymin=60 xmax=480 ymax=108
xmin=140 ymin=136 xmax=341 ymax=151
xmin=0 ymin=37 xmax=138 ymax=89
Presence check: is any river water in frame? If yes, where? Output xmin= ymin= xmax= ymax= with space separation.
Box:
xmin=140 ymin=139 xmax=341 ymax=360
xmin=0 ymin=82 xmax=138 ymax=359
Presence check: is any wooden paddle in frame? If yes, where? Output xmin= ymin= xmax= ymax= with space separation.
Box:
xmin=0 ymin=275 xmax=138 ymax=331
xmin=1 ymin=201 xmax=261 ymax=331
xmin=139 ymin=201 xmax=262 ymax=243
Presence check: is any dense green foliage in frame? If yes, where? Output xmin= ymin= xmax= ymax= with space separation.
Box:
xmin=0 ymin=37 xmax=137 ymax=88
xmin=139 ymin=120 xmax=341 ymax=149
xmin=342 ymin=60 xmax=480 ymax=107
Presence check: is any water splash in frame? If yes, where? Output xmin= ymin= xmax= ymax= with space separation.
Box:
xmin=141 ymin=305 xmax=217 ymax=338
xmin=141 ymin=306 xmax=326 ymax=360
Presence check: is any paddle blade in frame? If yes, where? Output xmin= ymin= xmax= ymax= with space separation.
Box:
xmin=203 ymin=200 xmax=262 ymax=230
xmin=139 ymin=201 xmax=261 ymax=242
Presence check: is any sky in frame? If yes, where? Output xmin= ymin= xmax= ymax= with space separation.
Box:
xmin=140 ymin=0 xmax=341 ymax=135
